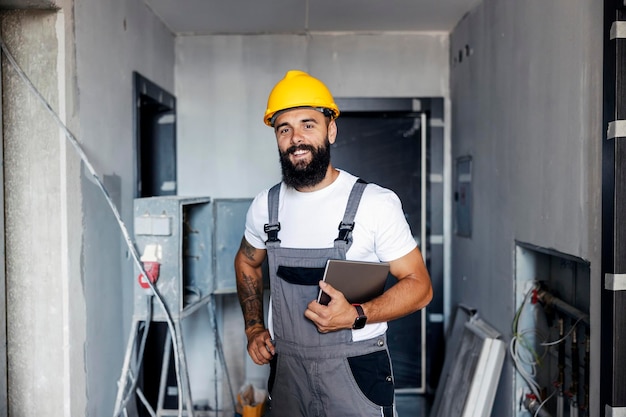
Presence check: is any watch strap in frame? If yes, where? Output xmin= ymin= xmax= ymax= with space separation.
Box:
xmin=352 ymin=304 xmax=367 ymax=329
xmin=354 ymin=304 xmax=365 ymax=317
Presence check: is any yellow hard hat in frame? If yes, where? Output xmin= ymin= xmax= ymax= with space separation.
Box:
xmin=264 ymin=70 xmax=340 ymax=126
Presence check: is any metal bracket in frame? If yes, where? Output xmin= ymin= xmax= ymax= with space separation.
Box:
xmin=605 ymin=273 xmax=626 ymax=291
xmin=607 ymin=120 xmax=626 ymax=140
xmin=606 ymin=405 xmax=626 ymax=417
xmin=611 ymin=21 xmax=626 ymax=39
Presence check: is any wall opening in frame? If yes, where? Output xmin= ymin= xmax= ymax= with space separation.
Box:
xmin=513 ymin=242 xmax=590 ymax=417
xmin=133 ymin=71 xmax=177 ymax=198
xmin=333 ymin=97 xmax=446 ymax=403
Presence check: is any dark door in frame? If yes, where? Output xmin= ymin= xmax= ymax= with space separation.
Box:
xmin=134 ymin=72 xmax=177 ymax=197
xmin=331 ymin=98 xmax=445 ymax=393
xmin=332 ymin=112 xmax=425 ymax=391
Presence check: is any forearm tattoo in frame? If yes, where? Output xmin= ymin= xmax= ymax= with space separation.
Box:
xmin=238 ymin=273 xmax=264 ymax=330
xmin=237 ymin=239 xmax=264 ymax=330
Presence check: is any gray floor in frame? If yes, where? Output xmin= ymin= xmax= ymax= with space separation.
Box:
xmin=395 ymin=394 xmax=432 ymax=417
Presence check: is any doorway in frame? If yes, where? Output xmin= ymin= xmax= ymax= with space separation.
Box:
xmin=332 ymin=97 xmax=446 ymax=396
xmin=133 ymin=71 xmax=177 ymax=197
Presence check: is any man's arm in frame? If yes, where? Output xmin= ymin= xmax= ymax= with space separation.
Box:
xmin=305 ymin=247 xmax=433 ymax=332
xmin=362 ymin=246 xmax=433 ymax=322
xmin=234 ymin=237 xmax=274 ymax=364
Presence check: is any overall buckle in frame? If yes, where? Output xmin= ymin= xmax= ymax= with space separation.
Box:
xmin=264 ymin=223 xmax=281 ymax=243
xmin=335 ymin=221 xmax=354 ymax=243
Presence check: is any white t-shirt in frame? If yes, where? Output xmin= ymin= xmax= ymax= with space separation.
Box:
xmin=245 ymin=169 xmax=417 ymax=341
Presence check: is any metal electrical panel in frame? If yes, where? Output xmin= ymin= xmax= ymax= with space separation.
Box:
xmin=133 ymin=196 xmax=214 ymax=321
xmin=133 ymin=196 xmax=252 ymax=321
xmin=119 ymin=196 xmax=253 ymax=416
xmin=212 ymin=199 xmax=252 ymax=294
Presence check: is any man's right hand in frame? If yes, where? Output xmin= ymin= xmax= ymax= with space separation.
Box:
xmin=246 ymin=326 xmax=275 ymax=365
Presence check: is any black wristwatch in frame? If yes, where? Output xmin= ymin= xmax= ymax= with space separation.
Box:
xmin=352 ymin=304 xmax=367 ymax=329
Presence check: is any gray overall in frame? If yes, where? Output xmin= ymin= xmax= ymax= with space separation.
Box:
xmin=264 ymin=179 xmax=394 ymax=417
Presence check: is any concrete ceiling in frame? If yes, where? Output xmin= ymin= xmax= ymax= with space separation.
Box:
xmin=144 ymin=0 xmax=481 ymax=36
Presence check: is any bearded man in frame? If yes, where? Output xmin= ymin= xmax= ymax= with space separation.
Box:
xmin=234 ymin=70 xmax=433 ymax=417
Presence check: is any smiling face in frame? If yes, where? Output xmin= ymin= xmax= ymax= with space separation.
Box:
xmin=274 ymin=108 xmax=338 ymax=191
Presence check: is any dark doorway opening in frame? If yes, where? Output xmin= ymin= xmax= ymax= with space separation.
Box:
xmin=134 ymin=72 xmax=177 ymax=197
xmin=332 ymin=97 xmax=445 ymax=399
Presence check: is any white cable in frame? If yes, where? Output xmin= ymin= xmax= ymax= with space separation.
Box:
xmin=511 ymin=283 xmax=543 ymax=399
xmin=533 ymin=388 xmax=557 ymax=417
xmin=0 ymin=36 xmax=185 ymax=417
xmin=513 ymin=282 xmax=586 ymax=417
xmin=509 ymin=336 xmax=542 ymax=399
xmin=516 ymin=328 xmax=548 ymax=362
xmin=541 ymin=316 xmax=585 ymax=347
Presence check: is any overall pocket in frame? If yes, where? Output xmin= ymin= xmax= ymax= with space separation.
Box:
xmin=347 ymin=350 xmax=395 ymax=407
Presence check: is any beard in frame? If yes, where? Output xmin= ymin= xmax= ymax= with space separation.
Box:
xmin=279 ymin=138 xmax=331 ymax=189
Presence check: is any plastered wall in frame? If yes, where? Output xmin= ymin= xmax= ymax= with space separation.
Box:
xmin=449 ymin=0 xmax=603 ymax=415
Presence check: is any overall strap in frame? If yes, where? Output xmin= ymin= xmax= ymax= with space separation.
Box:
xmin=264 ymin=183 xmax=282 ymax=244
xmin=335 ymin=178 xmax=368 ymax=244
xmin=264 ymin=178 xmax=369 ymax=245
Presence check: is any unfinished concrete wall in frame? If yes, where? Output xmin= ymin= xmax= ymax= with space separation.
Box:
xmin=450 ymin=0 xmax=602 ymax=415
xmin=73 ymin=0 xmax=175 ymax=414
xmin=1 ymin=8 xmax=84 ymax=416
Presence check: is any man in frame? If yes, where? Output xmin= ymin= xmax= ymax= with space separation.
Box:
xmin=234 ymin=70 xmax=433 ymax=417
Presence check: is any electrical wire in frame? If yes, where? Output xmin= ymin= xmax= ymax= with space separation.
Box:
xmin=510 ymin=336 xmax=542 ymax=399
xmin=533 ymin=389 xmax=558 ymax=417
xmin=511 ymin=282 xmax=543 ymax=399
xmin=0 ymin=36 xmax=186 ymax=417
xmin=540 ymin=316 xmax=585 ymax=347
xmin=512 ymin=283 xmax=588 ymax=417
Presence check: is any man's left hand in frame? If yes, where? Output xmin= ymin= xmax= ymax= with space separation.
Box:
xmin=304 ymin=281 xmax=357 ymax=332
